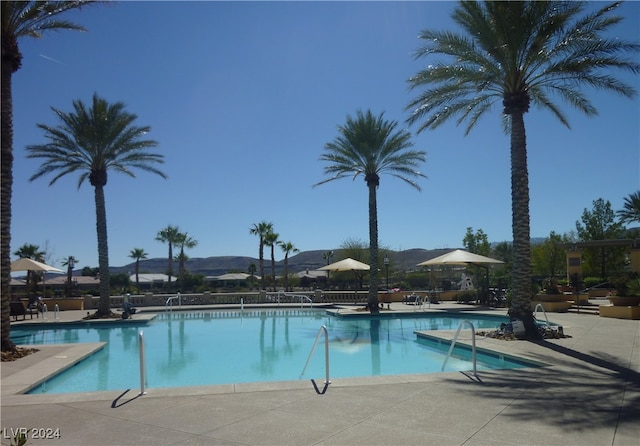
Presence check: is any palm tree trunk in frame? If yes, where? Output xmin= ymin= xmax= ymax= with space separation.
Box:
xmin=167 ymin=244 xmax=173 ymax=292
xmin=135 ymin=260 xmax=140 ymax=291
xmin=259 ymin=241 xmax=265 ymax=291
xmin=368 ymin=183 xmax=380 ymax=314
xmin=507 ymin=112 xmax=537 ymax=338
xmin=94 ymin=185 xmax=111 ymax=316
xmin=179 ymin=248 xmax=185 ymax=291
xmin=284 ymin=255 xmax=289 ymax=291
xmin=271 ymin=246 xmax=276 ymax=292
xmin=1 ymin=60 xmax=15 ymax=350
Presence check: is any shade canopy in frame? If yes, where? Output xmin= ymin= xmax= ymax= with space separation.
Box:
xmin=318 ymin=257 xmax=370 ymax=272
xmin=417 ymin=249 xmax=504 ymax=267
xmin=214 ymin=273 xmax=258 ymax=281
xmin=128 ymin=273 xmax=178 ymax=283
xmin=11 ymin=258 xmax=63 ymax=273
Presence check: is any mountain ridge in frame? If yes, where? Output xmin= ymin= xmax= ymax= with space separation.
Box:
xmin=109 ymin=248 xmax=457 ymax=277
xmin=109 ymin=239 xmax=550 ymax=276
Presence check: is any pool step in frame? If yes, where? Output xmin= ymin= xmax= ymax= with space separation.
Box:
xmin=568 ymin=304 xmax=599 ymax=315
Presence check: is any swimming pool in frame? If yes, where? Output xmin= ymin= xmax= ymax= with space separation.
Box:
xmin=12 ymin=309 xmax=537 ymax=394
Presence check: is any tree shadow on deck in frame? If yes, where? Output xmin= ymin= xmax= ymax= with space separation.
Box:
xmin=442 ymin=339 xmax=640 ymax=431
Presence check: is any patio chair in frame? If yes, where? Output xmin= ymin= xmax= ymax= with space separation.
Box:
xmin=10 ymin=301 xmax=38 ymax=321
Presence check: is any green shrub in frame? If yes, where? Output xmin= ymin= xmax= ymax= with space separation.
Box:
xmin=613 ymin=273 xmax=640 ymax=297
xmin=583 ymin=277 xmax=605 ymax=288
xmin=456 ymin=290 xmax=476 ymax=303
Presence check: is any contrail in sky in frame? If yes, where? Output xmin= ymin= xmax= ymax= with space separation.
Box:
xmin=39 ymin=54 xmax=64 ymax=64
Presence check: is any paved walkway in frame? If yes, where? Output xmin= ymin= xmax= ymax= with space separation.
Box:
xmin=1 ymin=302 xmax=639 ymax=445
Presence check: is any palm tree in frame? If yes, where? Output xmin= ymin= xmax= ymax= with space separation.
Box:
xmin=61 ymin=255 xmax=77 ymax=297
xmin=175 ymin=232 xmax=198 ymax=291
xmin=406 ymin=1 xmax=639 ymax=337
xmin=618 ymin=191 xmax=640 ymax=225
xmin=27 ymin=94 xmax=166 ymax=317
xmin=278 ymin=241 xmax=299 ymax=292
xmin=156 ymin=225 xmax=181 ymax=292
xmin=315 ymin=109 xmax=426 ymax=313
xmin=128 ymin=248 xmax=147 ymax=292
xmin=264 ymin=231 xmax=280 ymax=291
xmin=13 ymin=244 xmax=45 ymax=298
xmin=1 ymin=0 xmax=98 ymax=352
xmin=323 ymin=250 xmax=334 ymax=283
xmin=249 ymin=221 xmax=273 ymax=290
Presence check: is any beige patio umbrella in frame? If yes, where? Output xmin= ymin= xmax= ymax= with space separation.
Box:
xmin=318 ymin=258 xmax=370 ymax=301
xmin=11 ymin=258 xmax=64 ymax=273
xmin=417 ymin=249 xmax=504 ymax=267
xmin=11 ymin=258 xmax=63 ymax=297
xmin=318 ymin=258 xmax=371 ymax=272
xmin=417 ymin=250 xmax=503 ymax=303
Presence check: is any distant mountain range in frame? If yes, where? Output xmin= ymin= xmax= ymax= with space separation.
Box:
xmin=100 ymin=234 xmax=636 ymax=276
xmin=109 ymin=248 xmax=459 ymax=277
xmin=109 ymin=238 xmax=558 ymax=277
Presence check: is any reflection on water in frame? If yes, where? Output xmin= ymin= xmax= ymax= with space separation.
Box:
xmin=17 ymin=310 xmax=525 ymax=394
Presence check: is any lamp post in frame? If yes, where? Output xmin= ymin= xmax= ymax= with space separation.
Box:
xmin=384 ymin=254 xmax=389 ymax=290
xmin=66 ymin=256 xmax=75 ymax=297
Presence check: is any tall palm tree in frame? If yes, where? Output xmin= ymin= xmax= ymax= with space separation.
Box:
xmin=315 ymin=109 xmax=426 ymax=313
xmin=249 ymin=221 xmax=273 ymax=290
xmin=61 ymin=255 xmax=77 ymax=297
xmin=279 ymin=241 xmax=299 ymax=292
xmin=175 ymin=232 xmax=198 ymax=291
xmin=407 ymin=1 xmax=639 ymax=337
xmin=155 ymin=225 xmax=181 ymax=292
xmin=618 ymin=191 xmax=640 ymax=225
xmin=1 ymin=0 xmax=98 ymax=352
xmin=27 ymin=93 xmax=166 ymax=317
xmin=264 ymin=231 xmax=280 ymax=291
xmin=128 ymin=248 xmax=147 ymax=292
xmin=323 ymin=250 xmax=334 ymax=284
xmin=13 ymin=243 xmax=45 ymax=298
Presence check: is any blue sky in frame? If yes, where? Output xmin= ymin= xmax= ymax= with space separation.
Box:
xmin=10 ymin=1 xmax=640 ymax=271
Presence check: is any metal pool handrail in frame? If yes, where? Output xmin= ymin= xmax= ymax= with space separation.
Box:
xmin=442 ymin=320 xmax=478 ymax=378
xmin=300 ymin=325 xmax=330 ymax=394
xmin=138 ymin=330 xmax=147 ymax=395
xmin=165 ymin=293 xmax=181 ymax=311
xmin=270 ymin=291 xmax=314 ymax=307
xmin=533 ymin=303 xmax=550 ymax=327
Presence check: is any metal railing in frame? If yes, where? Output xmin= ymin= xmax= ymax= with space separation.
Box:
xmin=533 ymin=303 xmax=550 ymax=327
xmin=300 ymin=325 xmax=330 ymax=394
xmin=442 ymin=320 xmax=478 ymax=378
xmin=165 ymin=293 xmax=182 ymax=311
xmin=138 ymin=331 xmax=147 ymax=395
xmin=267 ymin=291 xmax=314 ymax=307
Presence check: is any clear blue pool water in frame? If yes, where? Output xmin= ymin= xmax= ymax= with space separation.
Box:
xmin=12 ymin=309 xmax=537 ymax=394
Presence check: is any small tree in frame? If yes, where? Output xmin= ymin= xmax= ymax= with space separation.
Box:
xmin=62 ymin=256 xmax=78 ymax=297
xmin=278 ymin=241 xmax=299 ymax=292
xmin=576 ymin=198 xmax=627 ymax=279
xmin=156 ymin=225 xmax=181 ymax=291
xmin=128 ymin=248 xmax=147 ymax=292
xmin=249 ymin=221 xmax=273 ymax=290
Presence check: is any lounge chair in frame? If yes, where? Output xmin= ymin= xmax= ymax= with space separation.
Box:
xmin=10 ymin=301 xmax=38 ymax=321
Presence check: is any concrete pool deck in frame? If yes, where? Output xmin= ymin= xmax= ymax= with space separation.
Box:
xmin=1 ymin=301 xmax=639 ymax=445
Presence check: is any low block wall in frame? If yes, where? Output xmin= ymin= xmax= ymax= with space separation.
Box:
xmin=41 ymin=298 xmax=84 ymax=311
xmin=599 ymin=305 xmax=640 ymax=320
